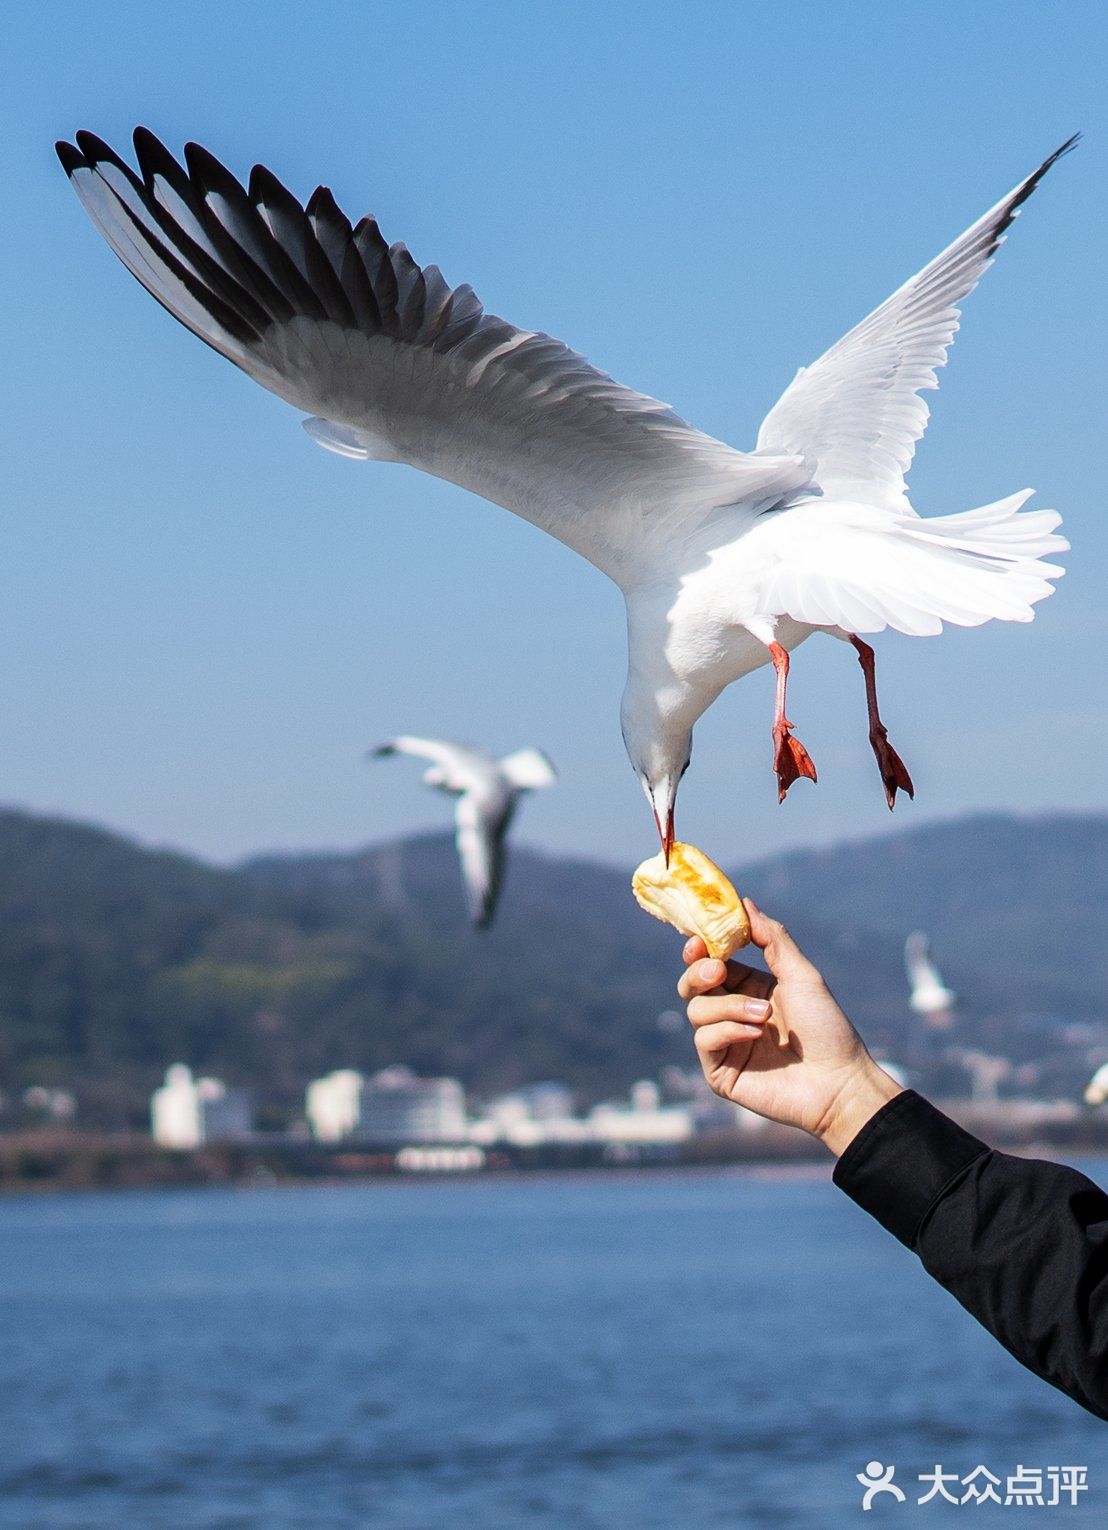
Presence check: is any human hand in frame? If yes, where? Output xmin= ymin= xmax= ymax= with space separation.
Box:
xmin=677 ymin=900 xmax=903 ymax=1155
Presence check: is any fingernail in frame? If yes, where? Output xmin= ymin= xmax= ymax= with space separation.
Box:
xmin=742 ymin=998 xmax=771 ymax=1020
xmin=699 ymin=960 xmax=721 ymax=983
xmin=737 ymin=1023 xmax=762 ymax=1036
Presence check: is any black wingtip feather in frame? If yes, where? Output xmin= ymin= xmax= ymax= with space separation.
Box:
xmin=306 ymin=184 xmax=342 ymax=220
xmin=984 ymin=133 xmax=1081 ymax=258
xmin=183 ymin=140 xmax=246 ymax=201
xmin=58 ymin=126 xmax=486 ymax=362
xmin=1026 ymin=133 xmax=1081 ymax=191
xmin=74 ymin=129 xmax=120 ymax=166
xmin=248 ymin=161 xmax=297 ymax=210
xmin=132 ymin=126 xmax=181 ymax=186
xmin=55 ymin=139 xmax=82 ymax=174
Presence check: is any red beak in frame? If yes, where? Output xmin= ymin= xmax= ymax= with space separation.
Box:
xmin=653 ymin=805 xmax=675 ymax=866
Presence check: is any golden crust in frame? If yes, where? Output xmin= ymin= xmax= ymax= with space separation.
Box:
xmin=631 ymin=842 xmax=751 ymax=960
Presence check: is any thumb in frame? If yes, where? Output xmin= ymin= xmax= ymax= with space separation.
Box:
xmin=744 ymin=899 xmax=820 ymax=983
xmin=683 ymin=936 xmax=708 ymax=966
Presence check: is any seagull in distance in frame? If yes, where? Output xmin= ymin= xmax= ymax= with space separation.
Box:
xmin=57 ymin=129 xmax=1073 ymax=859
xmin=371 ymin=737 xmax=556 ymax=928
xmin=1085 ymin=1065 xmax=1108 ymax=1108
xmin=905 ymin=932 xmax=957 ymax=1023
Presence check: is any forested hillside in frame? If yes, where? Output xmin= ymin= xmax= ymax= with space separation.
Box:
xmin=0 ymin=808 xmax=1103 ymax=1126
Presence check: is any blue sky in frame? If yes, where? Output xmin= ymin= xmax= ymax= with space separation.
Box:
xmin=3 ymin=0 xmax=1105 ymax=868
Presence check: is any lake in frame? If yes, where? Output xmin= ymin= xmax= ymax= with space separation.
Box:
xmin=0 ymin=1165 xmax=1104 ymax=1528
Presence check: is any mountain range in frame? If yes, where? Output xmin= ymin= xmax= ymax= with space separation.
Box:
xmin=0 ymin=807 xmax=1104 ymax=1127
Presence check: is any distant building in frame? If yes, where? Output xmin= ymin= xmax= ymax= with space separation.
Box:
xmin=509 ymin=1081 xmax=575 ymax=1121
xmin=305 ymin=1066 xmax=468 ymax=1144
xmin=359 ymin=1067 xmax=467 ymax=1143
xmin=659 ymin=1064 xmax=748 ymax=1133
xmin=957 ymin=1049 xmax=1011 ymax=1105
xmin=151 ymin=1065 xmax=253 ymax=1149
xmin=470 ymin=1082 xmax=588 ymax=1147
xmin=22 ymin=1085 xmax=77 ymax=1122
xmin=305 ymin=1069 xmax=365 ymax=1143
xmin=477 ymin=1082 xmax=576 ymax=1134
xmin=396 ymin=1144 xmax=486 ymax=1173
xmin=472 ymin=1077 xmax=699 ymax=1148
xmin=587 ymin=1080 xmax=694 ymax=1145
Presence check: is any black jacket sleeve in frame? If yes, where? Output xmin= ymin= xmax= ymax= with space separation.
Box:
xmin=833 ymin=1089 xmax=1108 ymax=1421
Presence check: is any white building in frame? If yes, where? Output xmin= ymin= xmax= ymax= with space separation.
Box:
xmin=587 ymin=1081 xmax=694 ymax=1146
xmin=503 ymin=1081 xmax=575 ymax=1121
xmin=470 ymin=1077 xmax=697 ymax=1148
xmin=305 ymin=1066 xmax=468 ymax=1144
xmin=151 ymin=1065 xmax=252 ymax=1148
xmin=470 ymin=1103 xmax=590 ymax=1148
xmin=305 ymin=1069 xmax=366 ymax=1143
xmin=469 ymin=1081 xmax=581 ymax=1145
xmin=359 ymin=1067 xmax=467 ymax=1143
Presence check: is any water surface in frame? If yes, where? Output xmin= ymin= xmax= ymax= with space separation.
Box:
xmin=0 ymin=1165 xmax=1104 ymax=1528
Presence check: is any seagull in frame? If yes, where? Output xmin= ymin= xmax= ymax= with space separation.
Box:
xmin=56 ymin=129 xmax=1073 ymax=859
xmin=904 ymin=932 xmax=957 ymax=1023
xmin=371 ymin=737 xmax=556 ymax=928
xmin=1085 ymin=1064 xmax=1108 ymax=1107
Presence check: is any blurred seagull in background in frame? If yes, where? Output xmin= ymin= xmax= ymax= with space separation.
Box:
xmin=371 ymin=737 xmax=556 ymax=928
xmin=905 ymin=932 xmax=957 ymax=1025
xmin=1085 ymin=1064 xmax=1108 ymax=1108
xmin=56 ymin=130 xmax=1074 ymax=858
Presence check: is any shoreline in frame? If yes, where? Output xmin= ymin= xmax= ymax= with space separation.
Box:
xmin=4 ymin=1112 xmax=1108 ymax=1195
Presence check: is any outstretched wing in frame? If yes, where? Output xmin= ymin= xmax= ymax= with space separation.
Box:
xmin=372 ymin=736 xmax=490 ymax=790
xmin=498 ymin=747 xmax=557 ymax=791
xmin=57 ymin=129 xmax=810 ymax=589
xmin=455 ymin=797 xmax=512 ymax=930
xmin=756 ymin=138 xmax=1078 ymax=514
xmin=905 ymin=933 xmax=944 ymax=994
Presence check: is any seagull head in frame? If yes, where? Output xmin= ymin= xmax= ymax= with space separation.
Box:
xmin=627 ymin=741 xmax=690 ymax=866
xmin=620 ymin=633 xmax=698 ymax=864
xmin=645 ymin=774 xmax=680 ymax=864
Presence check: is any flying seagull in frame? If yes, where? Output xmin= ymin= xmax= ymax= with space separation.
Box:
xmin=371 ymin=737 xmax=556 ymax=928
xmin=56 ymin=129 xmax=1073 ymax=858
xmin=904 ymin=932 xmax=957 ymax=1025
xmin=1085 ymin=1064 xmax=1108 ymax=1108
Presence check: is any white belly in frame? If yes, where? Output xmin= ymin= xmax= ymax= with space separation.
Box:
xmin=655 ymin=561 xmax=818 ymax=690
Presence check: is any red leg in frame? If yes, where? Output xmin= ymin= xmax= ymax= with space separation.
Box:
xmin=769 ymin=642 xmax=818 ymax=803
xmin=850 ymin=636 xmax=914 ymax=810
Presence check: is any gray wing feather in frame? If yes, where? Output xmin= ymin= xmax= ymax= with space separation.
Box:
xmin=56 ymin=130 xmax=810 ymax=587
xmin=757 ymin=138 xmax=1077 ymax=513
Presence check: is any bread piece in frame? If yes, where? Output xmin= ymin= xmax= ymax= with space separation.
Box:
xmin=631 ymin=842 xmax=752 ymax=961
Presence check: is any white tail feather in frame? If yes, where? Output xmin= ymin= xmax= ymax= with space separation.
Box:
xmin=760 ymin=491 xmax=1068 ymax=637
xmin=499 ymin=748 xmax=557 ymax=791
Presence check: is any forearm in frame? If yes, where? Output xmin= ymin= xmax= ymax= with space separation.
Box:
xmin=814 ymin=1058 xmax=904 ymax=1157
xmin=833 ymin=1090 xmax=1108 ymax=1420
